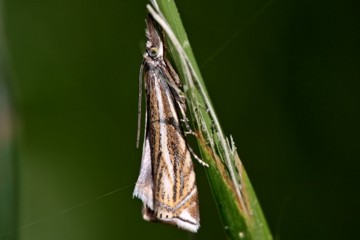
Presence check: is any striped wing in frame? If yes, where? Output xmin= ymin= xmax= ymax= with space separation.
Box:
xmin=146 ymin=68 xmax=199 ymax=232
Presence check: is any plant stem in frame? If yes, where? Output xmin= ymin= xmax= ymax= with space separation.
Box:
xmin=150 ymin=1 xmax=273 ymax=239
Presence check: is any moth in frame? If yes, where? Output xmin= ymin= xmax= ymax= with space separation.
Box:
xmin=133 ymin=15 xmax=205 ymax=233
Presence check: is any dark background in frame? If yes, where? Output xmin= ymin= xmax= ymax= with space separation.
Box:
xmin=1 ymin=0 xmax=360 ymax=239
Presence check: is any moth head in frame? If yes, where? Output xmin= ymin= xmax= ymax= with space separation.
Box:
xmin=146 ymin=43 xmax=163 ymax=59
xmin=145 ymin=15 xmax=164 ymax=59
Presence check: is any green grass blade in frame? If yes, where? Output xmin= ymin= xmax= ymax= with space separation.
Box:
xmin=150 ymin=1 xmax=273 ymax=239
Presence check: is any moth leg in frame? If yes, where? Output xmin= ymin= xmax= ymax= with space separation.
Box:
xmin=187 ymin=143 xmax=209 ymax=167
xmin=175 ymin=100 xmax=196 ymax=136
xmin=164 ymin=78 xmax=187 ymax=109
xmin=162 ymin=73 xmax=194 ymax=136
xmin=164 ymin=56 xmax=182 ymax=88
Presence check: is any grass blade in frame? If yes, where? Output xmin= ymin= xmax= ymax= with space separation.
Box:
xmin=149 ymin=1 xmax=273 ymax=239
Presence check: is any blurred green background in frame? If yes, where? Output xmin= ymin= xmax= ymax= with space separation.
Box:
xmin=1 ymin=0 xmax=359 ymax=239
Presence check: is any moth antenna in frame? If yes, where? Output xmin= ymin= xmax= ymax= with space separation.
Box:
xmin=137 ymin=61 xmax=145 ymax=148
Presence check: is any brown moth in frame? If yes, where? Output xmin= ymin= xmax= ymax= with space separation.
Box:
xmin=133 ymin=15 xmax=202 ymax=232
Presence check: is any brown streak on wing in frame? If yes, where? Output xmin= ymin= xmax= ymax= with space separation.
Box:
xmin=146 ymin=62 xmax=199 ymax=226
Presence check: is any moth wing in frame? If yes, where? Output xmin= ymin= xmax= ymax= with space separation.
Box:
xmin=154 ymin=147 xmax=200 ymax=232
xmin=150 ymin=74 xmax=200 ymax=232
xmin=161 ymin=64 xmax=187 ymax=112
xmin=172 ymin=152 xmax=200 ymax=233
xmin=133 ymin=110 xmax=154 ymax=210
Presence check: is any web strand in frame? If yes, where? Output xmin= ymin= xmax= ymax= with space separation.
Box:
xmin=1 ymin=185 xmax=131 ymax=237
